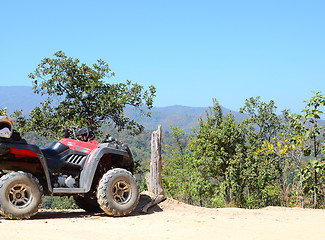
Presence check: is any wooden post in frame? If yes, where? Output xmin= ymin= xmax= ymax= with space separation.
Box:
xmin=142 ymin=125 xmax=165 ymax=212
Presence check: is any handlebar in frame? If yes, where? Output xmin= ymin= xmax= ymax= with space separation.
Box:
xmin=65 ymin=125 xmax=95 ymax=142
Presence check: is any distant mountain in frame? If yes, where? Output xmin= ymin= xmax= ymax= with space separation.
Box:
xmin=153 ymin=105 xmax=212 ymax=114
xmin=0 ymin=86 xmax=245 ymax=132
xmin=0 ymin=86 xmax=43 ymax=114
xmin=127 ymin=105 xmax=246 ymax=132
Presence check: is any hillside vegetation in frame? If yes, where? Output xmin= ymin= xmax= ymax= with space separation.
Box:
xmin=17 ymin=92 xmax=325 ymax=210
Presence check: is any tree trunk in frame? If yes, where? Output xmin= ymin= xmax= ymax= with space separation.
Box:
xmin=142 ymin=125 xmax=165 ymax=212
xmin=313 ymin=134 xmax=318 ymax=209
xmin=299 ymin=168 xmax=304 ymax=208
xmin=314 ymin=170 xmax=317 ymax=209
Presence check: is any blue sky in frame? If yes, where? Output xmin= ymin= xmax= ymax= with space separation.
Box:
xmin=1 ymin=0 xmax=324 ymax=113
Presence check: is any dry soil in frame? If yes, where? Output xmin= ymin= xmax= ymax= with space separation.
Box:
xmin=0 ymin=193 xmax=325 ymax=240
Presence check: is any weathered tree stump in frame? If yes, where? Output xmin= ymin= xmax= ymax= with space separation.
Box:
xmin=142 ymin=125 xmax=165 ymax=213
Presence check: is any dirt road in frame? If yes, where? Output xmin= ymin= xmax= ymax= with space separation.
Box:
xmin=0 ymin=194 xmax=325 ymax=240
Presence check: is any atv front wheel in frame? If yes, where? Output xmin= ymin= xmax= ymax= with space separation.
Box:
xmin=97 ymin=168 xmax=139 ymax=216
xmin=0 ymin=171 xmax=43 ymax=220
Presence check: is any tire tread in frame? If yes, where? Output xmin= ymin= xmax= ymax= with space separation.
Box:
xmin=97 ymin=168 xmax=139 ymax=216
xmin=0 ymin=171 xmax=43 ymax=220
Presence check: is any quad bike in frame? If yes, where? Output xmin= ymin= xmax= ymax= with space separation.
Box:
xmin=0 ymin=117 xmax=139 ymax=219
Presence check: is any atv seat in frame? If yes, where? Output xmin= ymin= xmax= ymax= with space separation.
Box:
xmin=42 ymin=142 xmax=69 ymax=157
xmin=42 ymin=142 xmax=69 ymax=171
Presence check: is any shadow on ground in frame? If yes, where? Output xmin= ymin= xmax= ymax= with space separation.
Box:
xmin=24 ymin=193 xmax=164 ymax=220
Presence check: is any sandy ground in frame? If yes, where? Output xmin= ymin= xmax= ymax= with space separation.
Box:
xmin=0 ymin=193 xmax=325 ymax=240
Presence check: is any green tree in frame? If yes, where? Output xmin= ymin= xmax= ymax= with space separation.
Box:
xmin=14 ymin=51 xmax=156 ymax=138
xmin=282 ymin=110 xmax=310 ymax=207
xmin=258 ymin=91 xmax=325 ymax=208
xmin=240 ymin=97 xmax=285 ymax=208
xmin=162 ymin=100 xmax=246 ymax=207
xmin=240 ymin=96 xmax=284 ymax=142
xmin=302 ymin=160 xmax=325 ymax=208
xmin=300 ymin=91 xmax=325 ymax=208
xmin=257 ymin=133 xmax=306 ymax=207
xmin=187 ymin=99 xmax=246 ymax=207
xmin=162 ymin=126 xmax=198 ymax=204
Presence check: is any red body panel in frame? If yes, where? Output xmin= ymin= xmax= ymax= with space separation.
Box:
xmin=85 ymin=148 xmax=99 ymax=167
xmin=9 ymin=148 xmax=45 ymax=172
xmin=10 ymin=148 xmax=39 ymax=158
xmin=59 ymin=138 xmax=99 ymax=154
